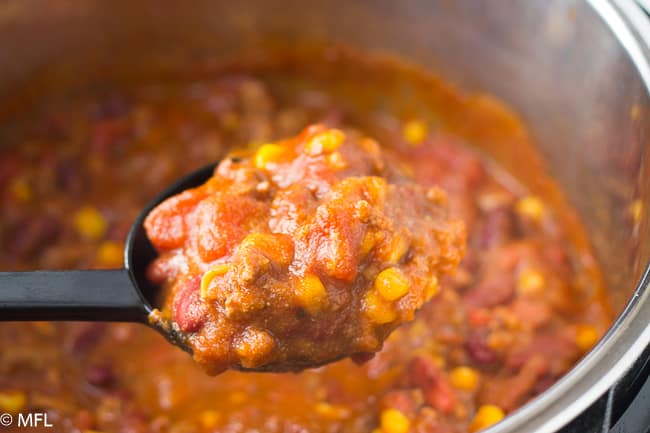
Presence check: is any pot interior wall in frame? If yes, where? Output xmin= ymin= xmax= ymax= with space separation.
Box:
xmin=0 ymin=0 xmax=648 ymax=313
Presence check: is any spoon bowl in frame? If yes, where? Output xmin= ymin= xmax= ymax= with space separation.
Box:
xmin=125 ymin=162 xmax=217 ymax=355
xmin=124 ymin=163 xmax=216 ymax=353
xmin=0 ymin=162 xmax=367 ymax=373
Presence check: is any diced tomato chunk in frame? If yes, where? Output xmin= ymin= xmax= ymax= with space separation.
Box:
xmin=194 ymin=193 xmax=267 ymax=262
xmin=144 ymin=189 xmax=205 ymax=251
xmin=310 ymin=208 xmax=363 ymax=282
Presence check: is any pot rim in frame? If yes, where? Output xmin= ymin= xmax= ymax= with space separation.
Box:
xmin=488 ymin=1 xmax=650 ymax=431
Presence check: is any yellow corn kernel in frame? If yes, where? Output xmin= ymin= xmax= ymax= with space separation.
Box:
xmin=403 ymin=119 xmax=428 ymax=145
xmin=315 ymin=402 xmax=350 ymax=420
xmin=515 ymin=196 xmax=545 ymax=223
xmin=469 ymin=405 xmax=505 ymax=432
xmin=375 ymin=268 xmax=411 ymax=301
xmin=629 ymin=199 xmax=643 ymax=223
xmin=74 ymin=206 xmax=107 ymax=240
xmin=199 ymin=410 xmax=221 ymax=429
xmin=360 ymin=231 xmax=378 ymax=256
xmin=200 ymin=265 xmax=231 ymax=299
xmin=363 ymin=177 xmax=387 ymax=204
xmin=0 ymin=391 xmax=26 ymax=413
xmin=327 ymin=151 xmax=347 ymax=169
xmin=364 ymin=291 xmax=397 ymax=324
xmin=380 ymin=408 xmax=410 ymax=433
xmin=385 ymin=234 xmax=410 ymax=264
xmin=305 ymin=129 xmax=346 ymax=155
xmin=450 ymin=366 xmax=480 ymax=391
xmin=372 ymin=429 xmax=382 ymax=433
xmin=517 ymin=269 xmax=545 ymax=296
xmin=96 ymin=241 xmax=123 ymax=267
xmin=10 ymin=178 xmax=32 ymax=203
xmin=576 ymin=324 xmax=599 ymax=352
xmin=254 ymin=143 xmax=287 ymax=169
xmin=424 ymin=276 xmax=440 ymax=301
xmin=296 ymin=274 xmax=328 ymax=313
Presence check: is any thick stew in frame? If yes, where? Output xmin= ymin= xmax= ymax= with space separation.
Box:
xmin=0 ymin=47 xmax=611 ymax=433
xmin=145 ymin=124 xmax=465 ymax=373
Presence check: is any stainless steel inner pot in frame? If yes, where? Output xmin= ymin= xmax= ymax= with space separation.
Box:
xmin=1 ymin=1 xmax=649 ymax=432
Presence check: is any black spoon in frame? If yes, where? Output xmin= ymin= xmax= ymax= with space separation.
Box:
xmin=0 ymin=164 xmax=217 ymax=355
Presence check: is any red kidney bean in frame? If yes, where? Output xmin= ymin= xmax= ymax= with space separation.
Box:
xmin=481 ymin=355 xmax=548 ymax=411
xmin=56 ymin=157 xmax=84 ymax=194
xmin=506 ymin=334 xmax=577 ymax=375
xmin=462 ymin=272 xmax=515 ymax=308
xmin=85 ymin=364 xmax=115 ymax=388
xmin=409 ymin=356 xmax=456 ymax=414
xmin=5 ymin=214 xmax=61 ymax=259
xmin=532 ymin=374 xmax=557 ymax=396
xmin=476 ymin=207 xmax=515 ymax=249
xmin=466 ymin=330 xmax=498 ymax=364
xmin=88 ymin=120 xmax=132 ymax=157
xmin=68 ymin=323 xmax=107 ymax=355
xmin=94 ymin=94 xmax=131 ymax=119
xmin=107 ymin=220 xmax=132 ymax=242
xmin=172 ymin=276 xmax=207 ymax=333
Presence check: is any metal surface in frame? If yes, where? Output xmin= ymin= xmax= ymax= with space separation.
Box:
xmin=611 ymin=372 xmax=650 ymax=432
xmin=0 ymin=0 xmax=649 ymax=431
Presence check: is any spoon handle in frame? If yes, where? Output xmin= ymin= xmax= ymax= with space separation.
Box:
xmin=0 ymin=270 xmax=148 ymax=322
